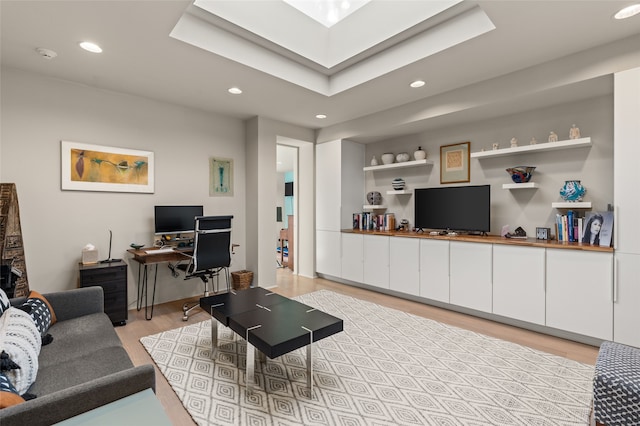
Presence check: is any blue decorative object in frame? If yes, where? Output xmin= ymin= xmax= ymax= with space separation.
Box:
xmin=506 ymin=166 xmax=536 ymax=183
xmin=560 ymin=180 xmax=586 ymax=202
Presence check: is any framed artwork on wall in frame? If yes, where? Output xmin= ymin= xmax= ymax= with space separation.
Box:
xmin=61 ymin=141 xmax=154 ymax=193
xmin=440 ymin=141 xmax=470 ymax=184
xmin=209 ymin=157 xmax=234 ymax=196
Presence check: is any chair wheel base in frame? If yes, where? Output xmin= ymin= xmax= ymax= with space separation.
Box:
xmin=182 ymin=315 xmax=189 ymax=321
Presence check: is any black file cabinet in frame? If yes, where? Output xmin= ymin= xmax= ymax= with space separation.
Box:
xmin=78 ymin=261 xmax=128 ymax=326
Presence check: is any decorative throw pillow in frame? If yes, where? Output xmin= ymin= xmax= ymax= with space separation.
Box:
xmin=0 ymin=371 xmax=25 ymax=408
xmin=20 ymin=291 xmax=56 ymax=338
xmin=0 ymin=307 xmax=41 ymax=395
xmin=0 ymin=288 xmax=9 ymax=317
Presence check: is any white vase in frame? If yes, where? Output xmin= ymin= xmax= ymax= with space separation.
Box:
xmin=414 ymin=147 xmax=426 ymax=160
xmin=396 ymin=152 xmax=410 ymax=163
xmin=381 ymin=153 xmax=395 ymax=165
xmin=371 ymin=156 xmax=378 ymax=166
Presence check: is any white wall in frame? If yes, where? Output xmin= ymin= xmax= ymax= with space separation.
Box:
xmin=365 ymin=95 xmax=614 ymax=236
xmin=0 ymin=68 xmax=246 ymax=307
xmin=245 ymin=118 xmax=315 ymax=286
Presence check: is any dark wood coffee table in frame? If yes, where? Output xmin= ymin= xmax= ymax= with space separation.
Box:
xmin=200 ymin=287 xmax=343 ymax=392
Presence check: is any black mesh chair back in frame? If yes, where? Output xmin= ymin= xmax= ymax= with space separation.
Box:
xmin=192 ymin=216 xmax=232 ymax=274
xmin=178 ymin=215 xmax=233 ymax=320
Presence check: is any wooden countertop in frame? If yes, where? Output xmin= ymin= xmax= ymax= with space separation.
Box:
xmin=342 ymin=229 xmax=614 ymax=253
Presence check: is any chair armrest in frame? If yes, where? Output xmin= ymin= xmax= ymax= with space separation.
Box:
xmin=0 ymin=364 xmax=156 ymax=426
xmin=44 ymin=287 xmax=105 ymax=322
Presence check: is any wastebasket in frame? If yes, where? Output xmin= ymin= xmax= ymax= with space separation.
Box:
xmin=231 ymin=270 xmax=253 ymax=290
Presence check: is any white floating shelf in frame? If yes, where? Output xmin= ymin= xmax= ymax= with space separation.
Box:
xmin=502 ymin=182 xmax=540 ymax=189
xmin=363 ymin=158 xmax=433 ymax=171
xmin=552 ymin=201 xmax=592 ymax=209
xmin=363 ymin=205 xmax=387 ymax=210
xmin=386 ymin=190 xmax=411 ymax=195
xmin=471 ymin=137 xmax=591 ymax=159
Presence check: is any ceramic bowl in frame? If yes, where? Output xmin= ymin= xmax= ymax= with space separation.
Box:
xmin=506 ymin=166 xmax=536 ymax=183
xmin=130 ymin=243 xmax=144 ymax=250
xmin=381 ymin=153 xmax=395 ymax=165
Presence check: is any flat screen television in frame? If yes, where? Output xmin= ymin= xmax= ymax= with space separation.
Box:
xmin=154 ymin=205 xmax=203 ymax=235
xmin=414 ymin=185 xmax=490 ymax=233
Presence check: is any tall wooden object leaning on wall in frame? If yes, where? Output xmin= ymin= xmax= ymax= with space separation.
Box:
xmin=0 ymin=183 xmax=30 ymax=297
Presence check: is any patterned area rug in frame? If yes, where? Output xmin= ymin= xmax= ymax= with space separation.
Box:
xmin=140 ymin=290 xmax=594 ymax=426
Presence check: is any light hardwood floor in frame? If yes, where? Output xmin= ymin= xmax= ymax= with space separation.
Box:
xmin=116 ymin=269 xmax=599 ymax=425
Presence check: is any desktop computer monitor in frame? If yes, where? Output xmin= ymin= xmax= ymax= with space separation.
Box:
xmin=154 ymin=205 xmax=203 ymax=235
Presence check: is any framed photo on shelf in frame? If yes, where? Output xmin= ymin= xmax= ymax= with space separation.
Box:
xmin=440 ymin=141 xmax=470 ymax=184
xmin=61 ymin=141 xmax=154 ymax=193
xmin=582 ymin=211 xmax=614 ymax=247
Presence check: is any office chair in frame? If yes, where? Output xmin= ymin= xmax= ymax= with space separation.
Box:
xmin=176 ymin=215 xmax=233 ymax=321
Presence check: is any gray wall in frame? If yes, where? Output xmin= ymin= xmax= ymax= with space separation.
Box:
xmin=365 ymin=95 xmax=613 ymax=236
xmin=1 ymin=68 xmax=246 ymax=307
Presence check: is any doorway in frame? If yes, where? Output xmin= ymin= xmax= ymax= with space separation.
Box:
xmin=276 ymin=144 xmax=297 ymax=272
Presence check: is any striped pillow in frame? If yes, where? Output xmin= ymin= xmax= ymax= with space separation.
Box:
xmin=0 ymin=288 xmax=9 ymax=317
xmin=0 ymin=307 xmax=41 ymax=395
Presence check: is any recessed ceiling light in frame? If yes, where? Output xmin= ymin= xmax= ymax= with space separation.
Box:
xmin=614 ymin=3 xmax=640 ymax=19
xmin=316 ymin=114 xmax=327 ymax=119
xmin=79 ymin=41 xmax=102 ymax=53
xmin=410 ymin=80 xmax=426 ymax=88
xmin=228 ymin=87 xmax=242 ymax=94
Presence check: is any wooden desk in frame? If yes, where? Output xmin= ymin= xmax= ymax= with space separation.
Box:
xmin=127 ymin=247 xmax=191 ymax=320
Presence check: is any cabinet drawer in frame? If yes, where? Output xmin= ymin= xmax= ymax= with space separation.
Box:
xmin=79 ymin=266 xmax=126 ymax=284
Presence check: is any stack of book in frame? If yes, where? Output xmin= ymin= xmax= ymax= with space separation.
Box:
xmin=555 ymin=210 xmax=584 ymax=242
xmin=353 ymin=212 xmax=395 ymax=231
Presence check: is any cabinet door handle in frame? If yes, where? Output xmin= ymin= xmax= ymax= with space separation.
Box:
xmin=613 ymin=257 xmax=618 ymax=303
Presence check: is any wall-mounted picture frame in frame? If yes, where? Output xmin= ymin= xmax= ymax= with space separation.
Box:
xmin=209 ymin=157 xmax=233 ymax=196
xmin=61 ymin=141 xmax=154 ymax=193
xmin=440 ymin=141 xmax=470 ymax=184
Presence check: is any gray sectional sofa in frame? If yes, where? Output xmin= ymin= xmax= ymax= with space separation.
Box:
xmin=1 ymin=286 xmax=156 ymax=426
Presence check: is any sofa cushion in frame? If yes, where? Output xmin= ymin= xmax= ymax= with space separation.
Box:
xmin=37 ymin=313 xmax=123 ymax=369
xmin=29 ymin=346 xmax=134 ymax=396
xmin=0 ymin=307 xmax=41 ymax=395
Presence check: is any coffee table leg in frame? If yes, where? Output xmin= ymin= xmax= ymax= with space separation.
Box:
xmin=209 ymin=307 xmax=220 ymax=360
xmin=245 ymin=325 xmax=262 ymax=389
xmin=302 ymin=326 xmax=314 ymax=392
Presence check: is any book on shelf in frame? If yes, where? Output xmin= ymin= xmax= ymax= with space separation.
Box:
xmin=353 ymin=212 xmax=395 ymax=231
xmin=555 ymin=210 xmax=587 ymax=242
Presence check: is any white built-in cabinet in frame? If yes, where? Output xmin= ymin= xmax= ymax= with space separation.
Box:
xmin=363 ymin=235 xmax=390 ymax=289
xmin=419 ymin=239 xmax=450 ymax=302
xmin=546 ymin=249 xmax=613 ymax=340
xmin=389 ymin=237 xmax=420 ymax=296
xmin=341 ymin=233 xmax=363 ymax=283
xmin=492 ymin=245 xmax=545 ymax=325
xmin=316 ymin=139 xmax=364 ymax=277
xmin=449 ymin=242 xmax=493 ymax=313
xmin=613 ymin=253 xmax=640 ymax=347
xmin=613 ymin=67 xmax=640 ymax=348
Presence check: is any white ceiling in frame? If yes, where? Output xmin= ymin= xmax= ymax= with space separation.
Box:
xmin=2 ymin=1 xmax=640 ymax=145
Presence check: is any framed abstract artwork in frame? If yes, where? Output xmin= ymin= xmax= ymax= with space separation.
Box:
xmin=440 ymin=141 xmax=470 ymax=184
xmin=209 ymin=157 xmax=234 ymax=196
xmin=61 ymin=141 xmax=154 ymax=193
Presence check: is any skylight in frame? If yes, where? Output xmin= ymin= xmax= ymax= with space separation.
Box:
xmin=283 ymin=0 xmax=370 ymax=27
